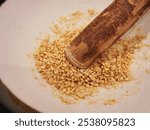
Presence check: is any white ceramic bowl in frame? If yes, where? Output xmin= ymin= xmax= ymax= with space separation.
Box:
xmin=0 ymin=0 xmax=150 ymax=112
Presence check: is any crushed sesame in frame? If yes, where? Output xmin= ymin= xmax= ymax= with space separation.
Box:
xmin=145 ymin=68 xmax=150 ymax=74
xmin=33 ymin=10 xmax=146 ymax=101
xmin=104 ymin=99 xmax=117 ymax=105
xmin=88 ymin=9 xmax=96 ymax=16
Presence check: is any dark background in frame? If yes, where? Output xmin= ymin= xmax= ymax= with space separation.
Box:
xmin=0 ymin=0 xmax=6 ymax=6
xmin=0 ymin=103 xmax=11 ymax=113
xmin=0 ymin=0 xmax=11 ymax=113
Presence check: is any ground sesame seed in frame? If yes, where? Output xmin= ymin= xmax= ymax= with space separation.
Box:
xmin=33 ymin=10 xmax=145 ymax=100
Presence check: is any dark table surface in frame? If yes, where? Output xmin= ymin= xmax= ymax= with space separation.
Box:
xmin=0 ymin=103 xmax=11 ymax=113
xmin=0 ymin=0 xmax=6 ymax=6
xmin=0 ymin=0 xmax=12 ymax=113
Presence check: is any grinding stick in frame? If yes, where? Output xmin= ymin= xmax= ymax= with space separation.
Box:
xmin=65 ymin=0 xmax=149 ymax=68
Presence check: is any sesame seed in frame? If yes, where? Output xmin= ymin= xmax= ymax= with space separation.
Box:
xmin=33 ymin=10 xmax=145 ymax=100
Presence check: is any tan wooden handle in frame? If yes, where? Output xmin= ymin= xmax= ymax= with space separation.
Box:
xmin=65 ymin=0 xmax=149 ymax=68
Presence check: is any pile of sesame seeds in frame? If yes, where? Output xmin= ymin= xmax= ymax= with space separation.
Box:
xmin=33 ymin=10 xmax=145 ymax=100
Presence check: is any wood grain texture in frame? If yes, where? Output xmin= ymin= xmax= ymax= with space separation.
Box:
xmin=65 ymin=0 xmax=149 ymax=68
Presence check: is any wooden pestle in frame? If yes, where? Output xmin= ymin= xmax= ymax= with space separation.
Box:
xmin=65 ymin=0 xmax=149 ymax=68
